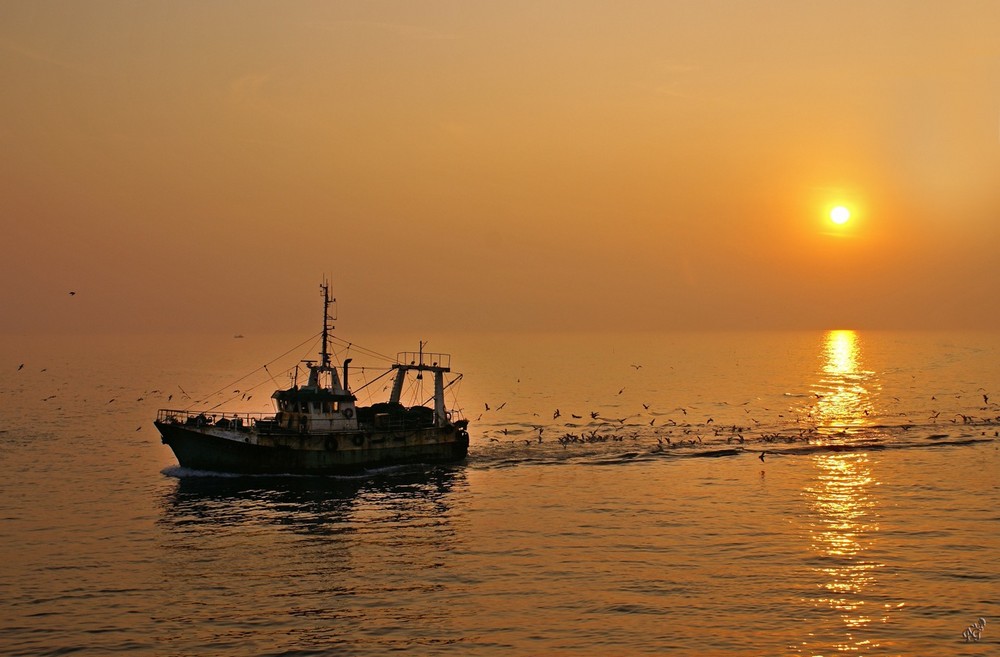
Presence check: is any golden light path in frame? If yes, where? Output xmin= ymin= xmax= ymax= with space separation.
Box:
xmin=800 ymin=330 xmax=889 ymax=654
xmin=813 ymin=330 xmax=877 ymax=437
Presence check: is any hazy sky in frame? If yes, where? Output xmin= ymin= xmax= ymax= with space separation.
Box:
xmin=2 ymin=1 xmax=998 ymax=335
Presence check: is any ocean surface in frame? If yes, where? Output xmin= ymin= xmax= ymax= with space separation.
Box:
xmin=1 ymin=329 xmax=998 ymax=656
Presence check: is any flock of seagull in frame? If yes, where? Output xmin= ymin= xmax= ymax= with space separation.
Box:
xmin=474 ymin=367 xmax=1000 ymax=460
xmin=9 ymin=331 xmax=1000 ymax=461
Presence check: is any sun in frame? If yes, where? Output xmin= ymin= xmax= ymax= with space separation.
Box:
xmin=830 ymin=206 xmax=851 ymax=225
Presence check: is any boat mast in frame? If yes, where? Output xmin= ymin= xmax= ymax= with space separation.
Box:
xmin=320 ymin=280 xmax=332 ymax=369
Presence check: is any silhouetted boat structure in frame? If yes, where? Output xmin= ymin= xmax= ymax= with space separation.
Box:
xmin=154 ymin=282 xmax=470 ymax=475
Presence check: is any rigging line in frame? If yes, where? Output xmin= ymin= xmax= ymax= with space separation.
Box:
xmin=200 ymin=362 xmax=301 ymax=414
xmin=329 ymin=336 xmax=390 ymax=361
xmin=350 ymin=368 xmax=395 ymax=395
xmin=200 ymin=362 xmax=300 ymax=413
xmin=328 ymin=335 xmax=396 ymax=363
xmin=326 ymin=342 xmax=393 ymax=375
xmin=420 ymin=374 xmax=464 ymax=408
xmin=301 ymin=335 xmax=323 ymax=364
xmin=355 ymin=365 xmax=375 ymax=406
xmin=270 ymin=330 xmax=324 ymax=367
xmin=263 ymin=364 xmax=280 ymax=388
xmin=182 ymin=331 xmax=324 ymax=412
xmin=401 ymin=375 xmax=429 ymax=408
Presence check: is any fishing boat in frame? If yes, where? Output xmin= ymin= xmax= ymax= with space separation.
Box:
xmin=154 ymin=282 xmax=470 ymax=475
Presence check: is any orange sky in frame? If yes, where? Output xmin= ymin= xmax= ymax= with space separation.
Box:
xmin=2 ymin=1 xmax=998 ymax=334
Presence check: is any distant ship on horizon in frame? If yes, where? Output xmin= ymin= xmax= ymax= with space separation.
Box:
xmin=154 ymin=281 xmax=470 ymax=475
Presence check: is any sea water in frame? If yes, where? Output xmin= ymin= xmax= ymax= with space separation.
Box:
xmin=1 ymin=330 xmax=997 ymax=656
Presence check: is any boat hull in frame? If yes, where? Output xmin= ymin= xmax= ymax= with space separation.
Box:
xmin=155 ymin=421 xmax=469 ymax=475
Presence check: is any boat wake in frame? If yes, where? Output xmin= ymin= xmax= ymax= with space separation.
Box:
xmin=468 ymin=421 xmax=1000 ymax=470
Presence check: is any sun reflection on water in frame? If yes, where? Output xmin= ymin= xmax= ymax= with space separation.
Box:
xmin=813 ymin=330 xmax=879 ymax=438
xmin=802 ymin=331 xmax=888 ymax=653
xmin=804 ymin=452 xmax=886 ymax=652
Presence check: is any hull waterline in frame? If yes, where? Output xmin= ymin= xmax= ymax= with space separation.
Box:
xmin=156 ymin=421 xmax=470 ymax=475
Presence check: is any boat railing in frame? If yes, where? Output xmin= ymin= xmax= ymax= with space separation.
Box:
xmin=156 ymin=408 xmax=274 ymax=428
xmin=395 ymin=351 xmax=451 ymax=370
xmin=156 ymin=406 xmax=465 ymax=431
